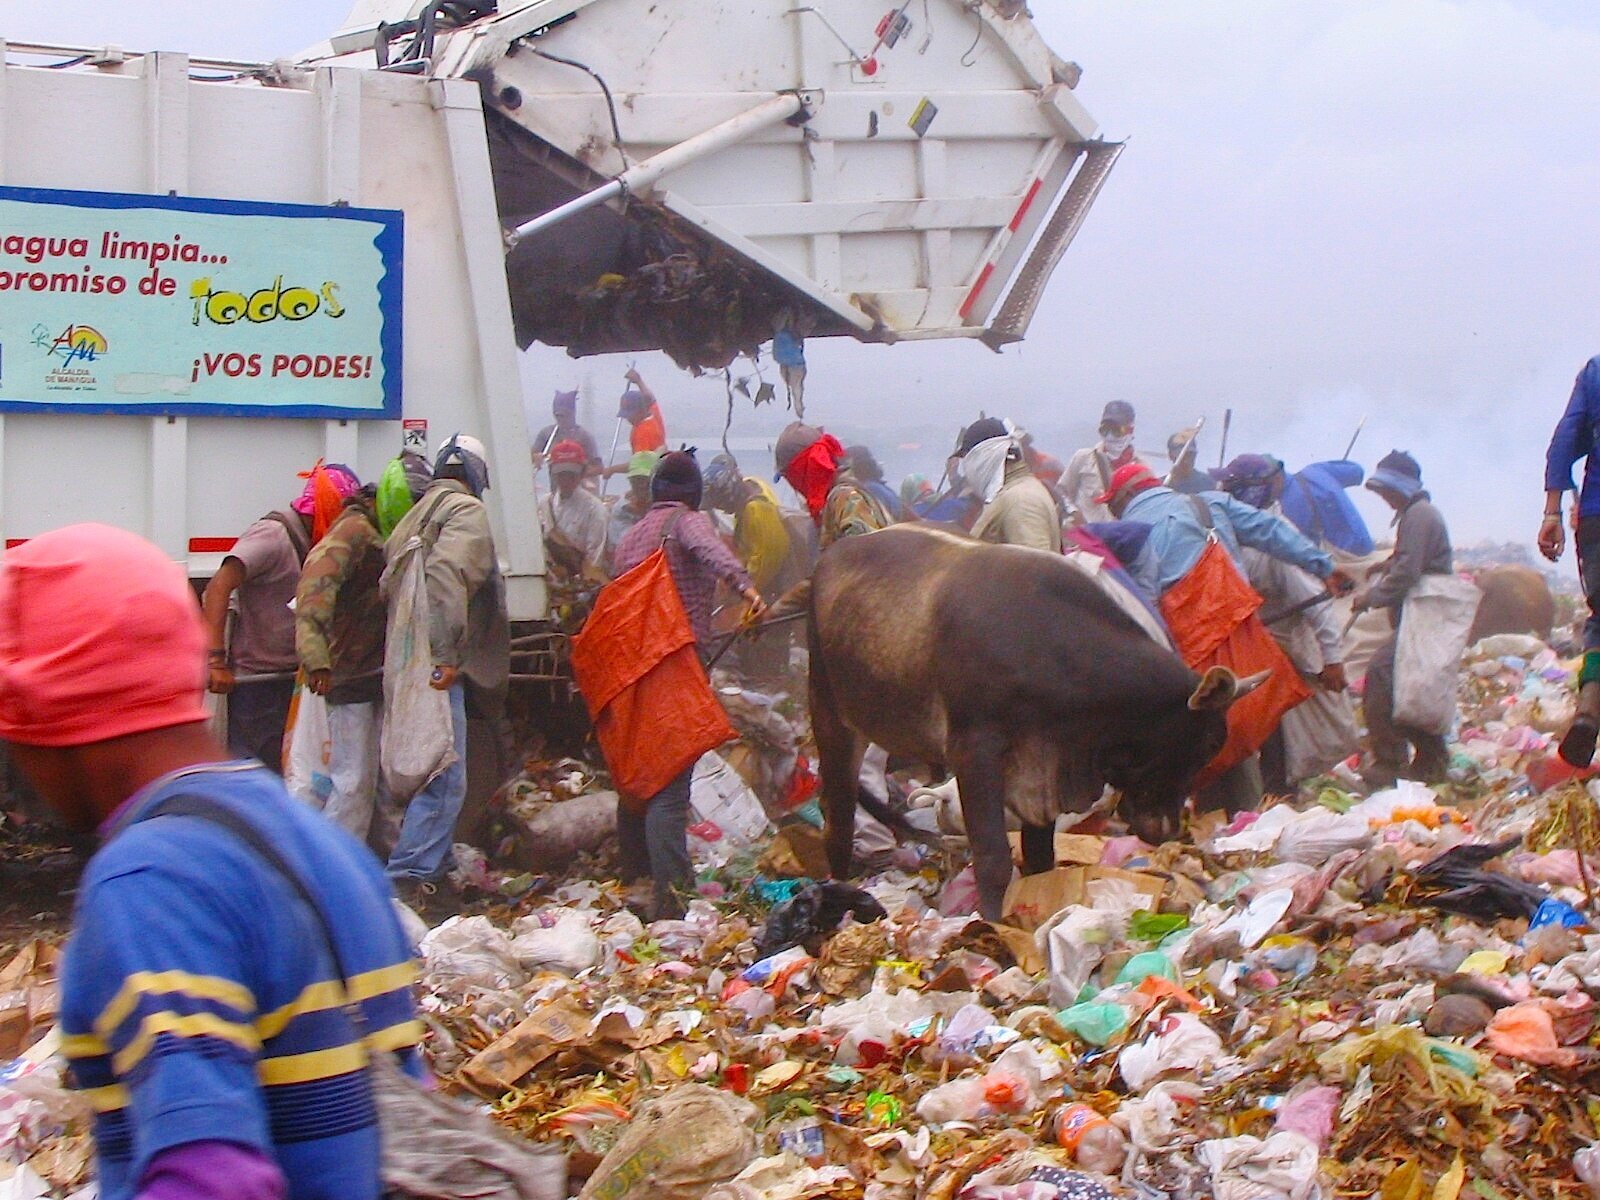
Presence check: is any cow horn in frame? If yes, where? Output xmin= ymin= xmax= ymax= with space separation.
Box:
xmin=1230 ymin=669 xmax=1273 ymax=702
xmin=1187 ymin=666 xmax=1274 ymax=710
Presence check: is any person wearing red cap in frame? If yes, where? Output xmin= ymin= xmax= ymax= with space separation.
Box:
xmin=541 ymin=438 xmax=610 ymax=580
xmin=1097 ymin=462 xmax=1342 ymax=601
xmin=0 ymin=524 xmax=422 ymax=1200
xmin=532 ymin=388 xmax=602 ymax=472
xmin=1099 ymin=464 xmax=1350 ymax=809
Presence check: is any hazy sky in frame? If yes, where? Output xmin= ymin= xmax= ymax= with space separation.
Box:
xmin=5 ymin=0 xmax=1597 ymax=545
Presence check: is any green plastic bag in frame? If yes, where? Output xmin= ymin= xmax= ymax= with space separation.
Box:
xmin=377 ymin=457 xmax=417 ymax=538
xmin=1129 ymin=910 xmax=1189 ymax=941
xmin=1055 ymin=1002 xmax=1131 ymax=1046
xmin=1115 ymin=950 xmax=1180 ymax=987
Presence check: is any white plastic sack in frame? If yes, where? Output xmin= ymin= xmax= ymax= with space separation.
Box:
xmin=1209 ymin=805 xmax=1300 ymax=855
xmin=510 ymin=911 xmax=602 ymax=976
xmin=1394 ymin=574 xmax=1481 ymax=735
xmin=420 ymin=915 xmax=527 ymax=991
xmin=284 ymin=685 xmax=333 ymax=807
xmin=1281 ymin=691 xmax=1360 ymax=784
xmin=1039 ymin=906 xmax=1122 ymax=1008
xmin=1196 ymin=1132 xmax=1322 ymax=1200
xmin=381 ymin=538 xmax=457 ymax=801
xmin=690 ymin=753 xmax=772 ymax=851
xmin=1118 ymin=1012 xmax=1232 ymax=1092
xmin=1272 ymin=809 xmax=1372 ymax=867
xmin=1214 ymin=888 xmax=1295 ymax=949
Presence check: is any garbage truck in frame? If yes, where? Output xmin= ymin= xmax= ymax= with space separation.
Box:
xmin=0 ymin=0 xmax=1116 ymax=619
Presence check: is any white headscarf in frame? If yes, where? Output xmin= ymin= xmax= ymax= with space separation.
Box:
xmin=962 ymin=434 xmax=1016 ymax=505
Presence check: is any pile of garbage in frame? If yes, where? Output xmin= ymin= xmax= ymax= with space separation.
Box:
xmin=387 ymin=762 xmax=1600 ymax=1200
xmin=13 ymin=635 xmax=1600 ymax=1198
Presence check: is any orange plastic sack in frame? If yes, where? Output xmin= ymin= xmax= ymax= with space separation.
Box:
xmin=1161 ymin=540 xmax=1311 ymax=786
xmin=570 ymin=549 xmax=734 ymax=810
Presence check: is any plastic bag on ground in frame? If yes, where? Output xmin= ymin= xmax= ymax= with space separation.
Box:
xmin=577 ymin=1084 xmax=759 ymax=1200
xmin=1195 ymin=1132 xmax=1322 ymax=1200
xmin=1272 ymin=809 xmax=1371 ymax=866
xmin=1119 ymin=1012 xmax=1231 ymax=1092
xmin=1394 ymin=574 xmax=1482 ymax=734
xmin=1272 ymin=1086 xmax=1340 ymax=1150
xmin=1484 ymin=1001 xmax=1580 ymax=1067
xmin=1039 ymin=906 xmax=1122 ymax=1008
xmin=1210 ymin=805 xmax=1301 ymax=855
xmin=758 ymin=882 xmax=887 ymax=958
xmin=283 ymin=682 xmax=333 ymax=807
xmin=509 ymin=910 xmax=601 ymax=976
xmin=1214 ymin=888 xmax=1295 ymax=950
xmin=381 ymin=535 xmax=457 ymax=800
xmin=691 ymin=752 xmax=773 ymax=855
xmin=1113 ymin=1080 xmax=1205 ymax=1154
xmin=704 ymin=1155 xmax=857 ymax=1200
xmin=420 ymin=915 xmax=527 ymax=991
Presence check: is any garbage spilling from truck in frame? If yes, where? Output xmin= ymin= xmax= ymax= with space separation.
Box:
xmin=9 ymin=634 xmax=1600 ymax=1199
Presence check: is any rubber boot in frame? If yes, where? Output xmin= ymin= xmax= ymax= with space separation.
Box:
xmin=1559 ymin=654 xmax=1600 ymax=768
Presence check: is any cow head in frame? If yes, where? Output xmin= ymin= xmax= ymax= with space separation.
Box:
xmin=1096 ymin=666 xmax=1269 ymax=844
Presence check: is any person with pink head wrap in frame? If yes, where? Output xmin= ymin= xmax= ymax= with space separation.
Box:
xmin=200 ymin=463 xmax=360 ymax=772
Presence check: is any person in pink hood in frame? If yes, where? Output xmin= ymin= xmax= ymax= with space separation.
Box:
xmin=200 ymin=464 xmax=360 ymax=771
xmin=0 ymin=524 xmax=421 ymax=1200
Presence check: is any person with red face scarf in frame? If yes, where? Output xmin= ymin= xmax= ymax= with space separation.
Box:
xmin=773 ymin=421 xmax=898 ymax=551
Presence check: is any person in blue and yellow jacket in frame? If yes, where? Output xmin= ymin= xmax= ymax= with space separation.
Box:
xmin=0 ymin=523 xmax=422 ymax=1200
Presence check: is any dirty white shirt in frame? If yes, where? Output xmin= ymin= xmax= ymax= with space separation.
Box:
xmin=541 ymin=487 xmax=610 ymax=572
xmin=1061 ymin=444 xmax=1149 ymax=523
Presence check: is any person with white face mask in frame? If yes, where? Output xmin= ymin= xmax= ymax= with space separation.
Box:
xmin=1062 ymin=400 xmax=1148 ymax=524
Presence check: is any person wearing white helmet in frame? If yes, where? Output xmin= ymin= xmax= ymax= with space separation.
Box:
xmin=381 ymin=433 xmax=508 ymax=904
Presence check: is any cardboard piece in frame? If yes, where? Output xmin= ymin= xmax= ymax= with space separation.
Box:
xmin=0 ymin=941 xmax=59 ymax=1060
xmin=461 ymin=997 xmax=591 ymax=1092
xmin=989 ymin=923 xmax=1047 ymax=975
xmin=1007 ymin=831 xmax=1108 ymax=867
xmin=1001 ymin=866 xmax=1166 ymax=933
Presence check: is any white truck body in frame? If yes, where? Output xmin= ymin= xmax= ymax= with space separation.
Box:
xmin=0 ymin=3 xmax=1112 ymax=617
xmin=0 ymin=51 xmax=549 ymax=618
xmin=314 ymin=0 xmax=1119 ymax=366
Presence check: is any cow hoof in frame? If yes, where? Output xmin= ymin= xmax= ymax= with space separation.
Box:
xmin=1560 ymin=718 xmax=1598 ymax=769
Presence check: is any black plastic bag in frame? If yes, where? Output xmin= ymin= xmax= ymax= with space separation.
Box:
xmin=1410 ymin=838 xmax=1547 ymax=922
xmin=758 ymin=881 xmax=887 ymax=958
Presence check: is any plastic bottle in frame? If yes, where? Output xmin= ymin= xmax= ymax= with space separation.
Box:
xmin=1056 ymin=1103 xmax=1129 ymax=1175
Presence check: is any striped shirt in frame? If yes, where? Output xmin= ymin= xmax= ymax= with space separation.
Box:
xmin=60 ymin=762 xmax=423 ymax=1200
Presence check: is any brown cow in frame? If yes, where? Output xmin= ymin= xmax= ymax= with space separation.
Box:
xmin=808 ymin=525 xmax=1263 ymax=920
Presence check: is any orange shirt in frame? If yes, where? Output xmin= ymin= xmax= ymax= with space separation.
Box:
xmin=630 ymin=404 xmax=666 ymax=453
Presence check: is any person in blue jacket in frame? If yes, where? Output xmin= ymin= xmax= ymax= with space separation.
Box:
xmin=1542 ymin=354 xmax=1600 ymax=765
xmin=1280 ymin=460 xmax=1375 ymax=556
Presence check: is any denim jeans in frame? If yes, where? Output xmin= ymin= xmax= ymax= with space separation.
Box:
xmin=1366 ymin=633 xmax=1449 ymax=781
xmin=386 ymin=683 xmax=467 ymax=882
xmin=324 ymin=700 xmax=381 ymax=841
xmin=228 ymin=677 xmax=295 ymax=774
xmin=1580 ymin=516 xmax=1600 ymax=652
xmin=617 ymin=767 xmax=695 ymax=918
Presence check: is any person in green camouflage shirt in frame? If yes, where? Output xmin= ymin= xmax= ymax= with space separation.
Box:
xmin=295 ymin=486 xmax=387 ymax=839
